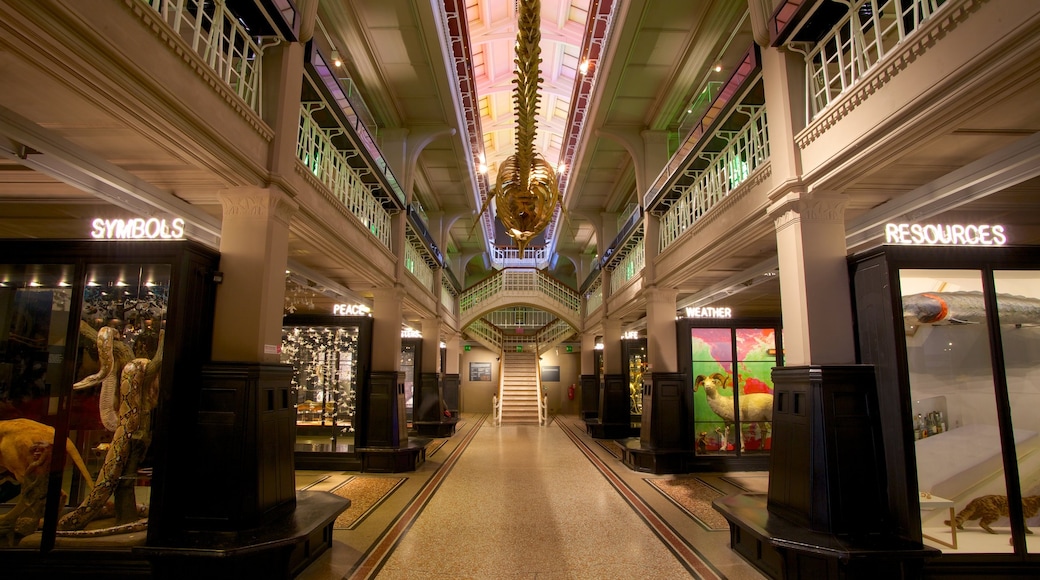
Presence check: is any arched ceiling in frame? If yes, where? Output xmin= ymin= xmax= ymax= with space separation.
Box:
xmin=467 ymin=0 xmax=590 ymax=183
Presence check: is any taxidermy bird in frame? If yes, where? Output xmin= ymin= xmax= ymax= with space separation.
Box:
xmin=473 ymin=0 xmax=561 ymax=253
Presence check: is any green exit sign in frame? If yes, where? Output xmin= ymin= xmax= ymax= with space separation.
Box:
xmin=566 ymin=345 xmax=573 ymax=353
xmin=516 ymin=345 xmax=523 ymax=352
xmin=464 ymin=345 xmax=471 ymax=351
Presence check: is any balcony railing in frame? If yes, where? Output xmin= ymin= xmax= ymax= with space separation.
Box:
xmin=610 ymin=238 xmax=644 ymax=294
xmin=404 ymin=242 xmax=434 ymax=291
xmin=460 ymin=268 xmax=581 ymax=322
xmin=491 ymin=245 xmax=552 ymax=269
xmin=584 ymin=275 xmax=603 ymax=315
xmin=441 ymin=279 xmax=457 ymax=315
xmin=483 ymin=308 xmax=557 ymax=330
xmin=660 ymin=104 xmax=769 ymax=251
xmin=465 ymin=318 xmax=503 ymax=350
xmin=143 ymin=0 xmax=264 ymax=112
xmin=297 ymin=105 xmax=392 ymax=250
xmin=806 ymin=0 xmax=948 ymax=119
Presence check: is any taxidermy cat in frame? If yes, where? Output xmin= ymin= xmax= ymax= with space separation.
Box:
xmin=944 ymin=494 xmax=1040 ymax=534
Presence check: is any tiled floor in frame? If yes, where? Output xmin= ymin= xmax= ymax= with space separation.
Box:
xmin=295 ymin=414 xmax=767 ymax=580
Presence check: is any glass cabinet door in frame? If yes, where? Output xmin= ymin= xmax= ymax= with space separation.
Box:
xmin=690 ymin=327 xmax=777 ymax=456
xmin=1 ymin=262 xmax=172 ymax=548
xmin=993 ymin=270 xmax=1040 ymax=555
xmin=0 ymin=263 xmax=77 ymax=548
xmin=901 ymin=269 xmax=1011 ymax=554
xmin=623 ymin=339 xmax=646 ymax=416
xmin=400 ymin=341 xmax=417 ymax=423
xmin=282 ymin=324 xmax=360 ymax=450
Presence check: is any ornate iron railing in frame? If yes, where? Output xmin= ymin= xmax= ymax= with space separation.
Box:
xmin=610 ymin=238 xmax=644 ymax=294
xmin=805 ymin=0 xmax=948 ymax=118
xmin=659 ymin=104 xmax=769 ymax=251
xmin=459 ymin=268 xmax=580 ymax=321
xmin=483 ymin=308 xmax=556 ymax=329
xmin=297 ymin=105 xmax=392 ymax=250
xmin=441 ymin=279 xmax=457 ymax=315
xmin=491 ymin=245 xmax=552 ymax=268
xmin=143 ymin=0 xmax=264 ymax=111
xmin=404 ymin=242 xmax=434 ymax=290
xmin=585 ymin=275 xmax=603 ymax=315
xmin=537 ymin=318 xmax=576 ymax=348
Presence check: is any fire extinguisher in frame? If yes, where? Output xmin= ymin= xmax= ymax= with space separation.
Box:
xmin=567 ymin=384 xmax=575 ymax=400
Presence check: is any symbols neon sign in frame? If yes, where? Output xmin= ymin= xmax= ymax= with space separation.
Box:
xmin=91 ymin=217 xmax=185 ymax=240
xmin=885 ymin=223 xmax=1006 ymax=246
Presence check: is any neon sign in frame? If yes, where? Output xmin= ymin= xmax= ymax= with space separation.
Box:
xmin=332 ymin=304 xmax=370 ymax=316
xmin=885 ymin=223 xmax=1006 ymax=246
xmin=685 ymin=306 xmax=733 ymax=318
xmin=91 ymin=217 xmax=185 ymax=240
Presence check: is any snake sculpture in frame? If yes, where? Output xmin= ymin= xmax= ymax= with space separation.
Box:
xmin=56 ymin=324 xmax=164 ymax=535
xmin=473 ymin=0 xmax=561 ymax=253
xmin=74 ymin=322 xmax=133 ymax=432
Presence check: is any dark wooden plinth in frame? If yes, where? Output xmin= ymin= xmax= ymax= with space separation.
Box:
xmin=136 ymin=490 xmax=350 ymax=580
xmin=585 ymin=418 xmax=639 ymax=439
xmin=414 ymin=419 xmax=457 ymax=437
xmin=618 ymin=438 xmax=770 ymax=474
xmin=580 ymin=374 xmax=599 ymax=422
xmin=293 ymin=442 xmax=361 ymax=471
xmin=714 ymin=494 xmax=938 ymax=579
xmin=620 ymin=442 xmax=691 ymax=474
xmin=357 ymin=441 xmax=427 ymax=473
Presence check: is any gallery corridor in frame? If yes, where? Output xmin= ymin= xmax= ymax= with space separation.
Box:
xmin=294 ymin=415 xmax=767 ymax=579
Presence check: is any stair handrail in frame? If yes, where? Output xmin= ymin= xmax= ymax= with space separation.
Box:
xmin=493 ymin=348 xmax=504 ymax=426
xmin=536 ymin=339 xmax=547 ymax=426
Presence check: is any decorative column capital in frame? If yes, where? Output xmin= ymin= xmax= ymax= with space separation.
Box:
xmin=218 ymin=186 xmax=297 ymax=226
xmin=768 ymin=190 xmax=849 ymax=232
xmin=371 ymin=285 xmax=407 ymax=303
xmin=643 ymin=285 xmax=678 ymax=306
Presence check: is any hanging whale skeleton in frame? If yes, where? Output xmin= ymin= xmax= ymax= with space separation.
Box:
xmin=902 ymin=291 xmax=1040 ymax=327
xmin=473 ymin=0 xmax=563 ymax=254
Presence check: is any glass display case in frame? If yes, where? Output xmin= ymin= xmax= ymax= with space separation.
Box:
xmin=679 ymin=319 xmax=782 ymax=459
xmin=851 ymin=244 xmax=1040 ymax=567
xmin=0 ymin=239 xmax=217 ymax=552
xmin=902 ymin=269 xmax=1039 ymax=555
xmin=282 ymin=314 xmax=372 ymax=467
xmin=399 ymin=338 xmax=420 ymax=425
xmin=621 ymin=337 xmax=646 ymax=417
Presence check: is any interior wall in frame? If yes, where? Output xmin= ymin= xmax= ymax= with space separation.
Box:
xmin=459 ymin=345 xmax=582 ymax=415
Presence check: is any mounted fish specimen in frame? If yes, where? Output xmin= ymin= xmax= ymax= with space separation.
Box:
xmin=473 ymin=0 xmax=560 ymax=253
xmin=902 ymin=291 xmax=1040 ymax=327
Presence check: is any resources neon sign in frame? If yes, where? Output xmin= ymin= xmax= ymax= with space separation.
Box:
xmin=885 ymin=223 xmax=1006 ymax=246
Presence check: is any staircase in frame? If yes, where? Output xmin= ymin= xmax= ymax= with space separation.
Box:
xmin=499 ymin=352 xmax=541 ymax=424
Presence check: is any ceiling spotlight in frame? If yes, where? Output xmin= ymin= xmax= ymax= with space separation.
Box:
xmin=714 ymin=63 xmax=722 ymax=73
xmin=579 ymin=59 xmax=590 ymax=75
xmin=556 ymin=163 xmax=566 ymax=174
xmin=478 ymin=163 xmax=488 ymax=174
xmin=332 ymin=50 xmax=343 ymax=68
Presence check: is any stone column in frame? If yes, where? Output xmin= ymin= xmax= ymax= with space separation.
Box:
xmin=768 ymin=192 xmax=855 ymax=366
xmin=580 ymin=331 xmax=597 ymax=376
xmin=761 ymin=45 xmax=807 ymax=187
xmin=420 ymin=318 xmax=439 ymax=373
xmin=644 ymin=286 xmax=678 ymax=374
xmin=443 ymin=330 xmax=461 ymax=375
xmin=602 ymin=317 xmax=622 ymax=374
xmin=414 ymin=317 xmax=445 ymax=432
xmin=368 ymin=285 xmax=405 ymax=371
xmin=211 ymin=186 xmax=297 ymax=363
